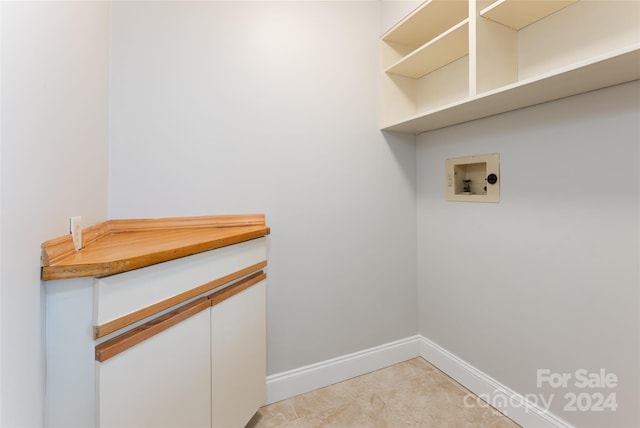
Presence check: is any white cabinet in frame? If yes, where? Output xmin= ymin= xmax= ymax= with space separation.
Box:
xmin=381 ymin=0 xmax=640 ymax=134
xmin=211 ymin=280 xmax=266 ymax=428
xmin=97 ymin=308 xmax=212 ymax=428
xmin=95 ymin=275 xmax=267 ymax=428
xmin=42 ymin=216 xmax=270 ymax=428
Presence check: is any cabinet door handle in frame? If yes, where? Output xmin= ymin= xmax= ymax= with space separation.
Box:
xmin=94 ymin=270 xmax=267 ymax=362
xmin=209 ymin=271 xmax=266 ymax=306
xmin=94 ymin=261 xmax=267 ymax=339
xmin=95 ymin=297 xmax=211 ymax=362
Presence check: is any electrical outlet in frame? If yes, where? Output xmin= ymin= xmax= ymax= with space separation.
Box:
xmin=70 ymin=216 xmax=82 ymax=251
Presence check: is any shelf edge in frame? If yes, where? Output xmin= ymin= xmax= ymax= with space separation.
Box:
xmin=381 ymin=45 xmax=640 ymax=135
xmin=479 ymin=0 xmax=579 ymax=31
xmin=385 ymin=19 xmax=470 ymax=79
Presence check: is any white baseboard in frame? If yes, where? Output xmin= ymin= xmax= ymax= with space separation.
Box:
xmin=265 ymin=335 xmax=421 ymax=405
xmin=418 ymin=336 xmax=573 ymax=428
xmin=265 ymin=334 xmax=573 ymax=428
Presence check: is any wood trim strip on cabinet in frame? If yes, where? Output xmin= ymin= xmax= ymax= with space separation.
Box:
xmin=93 ymin=261 xmax=268 ymax=339
xmin=209 ymin=271 xmax=266 ymax=306
xmin=94 ymin=270 xmax=267 ymax=362
xmin=95 ymin=297 xmax=211 ymax=362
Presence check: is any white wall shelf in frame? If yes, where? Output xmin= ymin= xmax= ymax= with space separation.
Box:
xmin=480 ymin=0 xmax=578 ymax=31
xmin=382 ymin=0 xmax=468 ymax=48
xmin=385 ymin=19 xmax=469 ymax=79
xmin=382 ymin=45 xmax=640 ymax=134
xmin=381 ymin=0 xmax=640 ymax=135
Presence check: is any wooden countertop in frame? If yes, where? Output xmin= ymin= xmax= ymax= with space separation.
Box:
xmin=41 ymin=214 xmax=270 ymax=280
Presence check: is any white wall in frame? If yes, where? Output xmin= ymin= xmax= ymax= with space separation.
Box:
xmin=417 ymin=81 xmax=639 ymax=428
xmin=108 ymin=1 xmax=418 ymax=375
xmin=0 ymin=2 xmax=110 ymax=426
xmin=0 ymin=3 xmax=4 ymax=422
xmin=380 ymin=0 xmax=422 ymax=35
xmin=5 ymin=2 xmax=635 ymax=427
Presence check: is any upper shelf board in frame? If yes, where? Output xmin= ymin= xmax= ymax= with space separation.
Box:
xmin=381 ymin=45 xmax=640 ymax=135
xmin=480 ymin=0 xmax=579 ymax=30
xmin=382 ymin=0 xmax=468 ymax=48
xmin=386 ymin=19 xmax=469 ymax=79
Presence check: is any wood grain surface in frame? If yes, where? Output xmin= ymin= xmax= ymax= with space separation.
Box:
xmin=41 ymin=214 xmax=269 ymax=280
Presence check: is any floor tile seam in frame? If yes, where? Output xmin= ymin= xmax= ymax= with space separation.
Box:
xmin=286 ymin=399 xmax=350 ymax=427
xmin=371 ymin=375 xmax=497 ymax=423
xmin=373 ymin=369 xmax=455 ymax=397
xmin=376 ymin=394 xmax=424 ymax=428
xmin=425 ymin=371 xmax=519 ymax=426
xmin=290 ymin=402 xmax=301 ymax=424
xmin=258 ymin=357 xmax=521 ymax=428
xmin=261 ymin=400 xmax=302 ymax=428
xmin=297 ymin=392 xmax=398 ymax=427
xmin=352 ymin=394 xmax=413 ymax=428
xmin=260 ymin=395 xmax=514 ymax=428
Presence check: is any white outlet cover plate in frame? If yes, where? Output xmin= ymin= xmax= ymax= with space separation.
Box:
xmin=70 ymin=216 xmax=82 ymax=250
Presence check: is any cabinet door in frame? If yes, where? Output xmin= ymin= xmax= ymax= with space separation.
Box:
xmin=211 ymin=280 xmax=267 ymax=428
xmin=96 ymin=309 xmax=211 ymax=428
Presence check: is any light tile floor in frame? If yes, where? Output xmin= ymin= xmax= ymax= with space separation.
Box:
xmin=246 ymin=357 xmax=521 ymax=428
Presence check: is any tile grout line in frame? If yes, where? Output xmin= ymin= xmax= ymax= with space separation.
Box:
xmin=250 ymin=357 xmax=521 ymax=428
